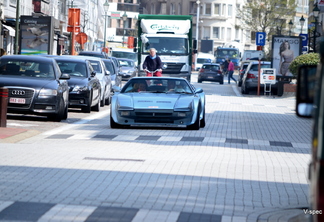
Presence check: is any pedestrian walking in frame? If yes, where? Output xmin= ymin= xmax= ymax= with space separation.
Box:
xmin=223 ymin=56 xmax=229 ymax=76
xmin=227 ymin=59 xmax=237 ymax=84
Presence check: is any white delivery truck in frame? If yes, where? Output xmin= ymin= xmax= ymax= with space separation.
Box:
xmin=136 ymin=15 xmax=194 ymax=81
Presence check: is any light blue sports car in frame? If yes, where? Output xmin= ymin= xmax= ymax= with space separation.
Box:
xmin=110 ymin=77 xmax=206 ymax=130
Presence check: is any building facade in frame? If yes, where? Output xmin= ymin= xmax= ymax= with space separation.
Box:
xmin=0 ymin=0 xmax=316 ymax=56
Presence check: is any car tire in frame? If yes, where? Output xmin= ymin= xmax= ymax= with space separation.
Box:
xmin=238 ymin=80 xmax=242 ymax=87
xmin=62 ymin=103 xmax=68 ymax=120
xmin=198 ymin=79 xmax=202 ymax=83
xmin=187 ymin=108 xmax=200 ymax=130
xmin=220 ymin=80 xmax=224 ymax=85
xmin=105 ymin=94 xmax=111 ymax=105
xmin=92 ymin=98 xmax=100 ymax=112
xmin=47 ymin=100 xmax=64 ymax=122
xmin=110 ymin=114 xmax=122 ymax=128
xmin=200 ymin=108 xmax=206 ymax=128
xmin=241 ymin=84 xmax=247 ymax=94
xmin=100 ymin=94 xmax=105 ymax=107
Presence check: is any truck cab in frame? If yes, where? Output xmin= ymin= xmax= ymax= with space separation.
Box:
xmin=296 ymin=42 xmax=324 ymax=222
xmin=214 ymin=47 xmax=240 ymax=69
xmin=136 ymin=15 xmax=193 ymax=82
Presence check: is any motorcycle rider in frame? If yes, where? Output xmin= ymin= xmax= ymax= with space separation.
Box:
xmin=143 ymin=48 xmax=163 ymax=76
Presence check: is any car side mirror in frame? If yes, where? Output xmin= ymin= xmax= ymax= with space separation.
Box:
xmin=296 ymin=65 xmax=317 ymax=118
xmin=195 ymin=88 xmax=203 ymax=93
xmin=91 ymin=71 xmax=96 ymax=77
xmin=60 ymin=73 xmax=70 ymax=80
xmin=105 ymin=70 xmax=110 ymax=75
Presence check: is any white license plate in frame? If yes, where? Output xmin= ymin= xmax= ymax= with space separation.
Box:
xmin=208 ymin=76 xmax=214 ymax=78
xmin=10 ymin=98 xmax=26 ymax=104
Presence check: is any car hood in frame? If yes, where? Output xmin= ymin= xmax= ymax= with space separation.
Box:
xmin=116 ymin=93 xmax=193 ymax=110
xmin=0 ymin=76 xmax=56 ymax=89
xmin=67 ymin=77 xmax=89 ymax=86
xmin=121 ymin=67 xmax=135 ymax=72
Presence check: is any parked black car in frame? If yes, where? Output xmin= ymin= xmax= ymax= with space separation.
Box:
xmin=0 ymin=55 xmax=70 ymax=121
xmin=197 ymin=63 xmax=223 ymax=84
xmin=53 ymin=56 xmax=101 ymax=113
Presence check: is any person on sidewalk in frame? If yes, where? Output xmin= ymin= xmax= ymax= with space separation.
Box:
xmin=227 ymin=59 xmax=237 ymax=84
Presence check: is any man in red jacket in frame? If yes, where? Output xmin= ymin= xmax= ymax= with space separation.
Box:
xmin=227 ymin=59 xmax=237 ymax=84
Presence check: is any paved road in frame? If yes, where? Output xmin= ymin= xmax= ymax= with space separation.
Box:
xmin=0 ymin=74 xmax=313 ymax=222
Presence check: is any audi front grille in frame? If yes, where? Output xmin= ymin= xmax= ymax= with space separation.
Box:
xmin=8 ymin=87 xmax=35 ymax=109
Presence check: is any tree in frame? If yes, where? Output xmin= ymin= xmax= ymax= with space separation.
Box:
xmin=236 ymin=0 xmax=297 ymax=41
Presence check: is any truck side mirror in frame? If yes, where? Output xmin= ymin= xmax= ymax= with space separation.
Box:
xmin=296 ymin=65 xmax=317 ymax=118
xmin=193 ymin=40 xmax=197 ymax=53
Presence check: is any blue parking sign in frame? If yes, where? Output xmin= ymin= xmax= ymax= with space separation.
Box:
xmin=256 ymin=32 xmax=266 ymax=46
xmin=299 ymin=34 xmax=308 ymax=47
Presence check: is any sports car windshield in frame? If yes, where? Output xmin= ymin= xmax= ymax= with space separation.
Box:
xmin=0 ymin=59 xmax=55 ymax=79
xmin=121 ymin=78 xmax=193 ymax=94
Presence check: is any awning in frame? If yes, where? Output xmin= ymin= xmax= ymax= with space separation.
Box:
xmin=2 ymin=24 xmax=15 ymax=36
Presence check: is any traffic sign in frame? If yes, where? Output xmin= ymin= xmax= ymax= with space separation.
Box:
xmin=256 ymin=32 xmax=266 ymax=46
xmin=299 ymin=34 xmax=308 ymax=47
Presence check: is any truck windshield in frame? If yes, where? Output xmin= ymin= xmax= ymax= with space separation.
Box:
xmin=215 ymin=49 xmax=239 ymax=59
xmin=142 ymin=37 xmax=189 ymax=55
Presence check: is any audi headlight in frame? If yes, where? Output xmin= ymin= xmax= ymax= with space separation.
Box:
xmin=39 ymin=89 xmax=57 ymax=97
xmin=72 ymin=85 xmax=88 ymax=92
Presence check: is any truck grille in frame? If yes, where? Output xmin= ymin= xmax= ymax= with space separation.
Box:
xmin=163 ymin=63 xmax=185 ymax=74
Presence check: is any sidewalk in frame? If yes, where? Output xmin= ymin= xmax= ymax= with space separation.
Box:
xmin=0 ymin=126 xmax=40 ymax=143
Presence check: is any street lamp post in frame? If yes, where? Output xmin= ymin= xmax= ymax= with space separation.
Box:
xmin=299 ymin=15 xmax=305 ymax=34
xmin=122 ymin=11 xmax=127 ymax=47
xmin=195 ymin=0 xmax=200 ymax=70
xmin=14 ymin=0 xmax=20 ymax=54
xmin=288 ymin=20 xmax=293 ymax=36
xmin=103 ymin=0 xmax=109 ymax=51
xmin=312 ymin=4 xmax=320 ymax=53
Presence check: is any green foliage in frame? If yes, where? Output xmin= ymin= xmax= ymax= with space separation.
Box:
xmin=289 ymin=53 xmax=320 ymax=77
xmin=237 ymin=0 xmax=297 ymax=39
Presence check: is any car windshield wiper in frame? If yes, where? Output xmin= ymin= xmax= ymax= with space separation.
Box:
xmin=174 ymin=91 xmax=192 ymax=94
xmin=150 ymin=91 xmax=165 ymax=93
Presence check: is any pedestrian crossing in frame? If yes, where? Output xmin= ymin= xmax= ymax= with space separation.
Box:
xmin=0 ymin=201 xmax=238 ymax=222
xmin=44 ymin=133 xmax=309 ymax=149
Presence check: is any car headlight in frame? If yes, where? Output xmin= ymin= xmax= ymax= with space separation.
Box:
xmin=120 ymin=111 xmax=131 ymax=116
xmin=177 ymin=112 xmax=187 ymax=117
xmin=72 ymin=85 xmax=88 ymax=92
xmin=127 ymin=70 xmax=133 ymax=74
xmin=39 ymin=89 xmax=57 ymax=97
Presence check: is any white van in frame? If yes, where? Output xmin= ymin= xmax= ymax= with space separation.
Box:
xmin=195 ymin=53 xmax=215 ymax=71
xmin=110 ymin=48 xmax=138 ymax=66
